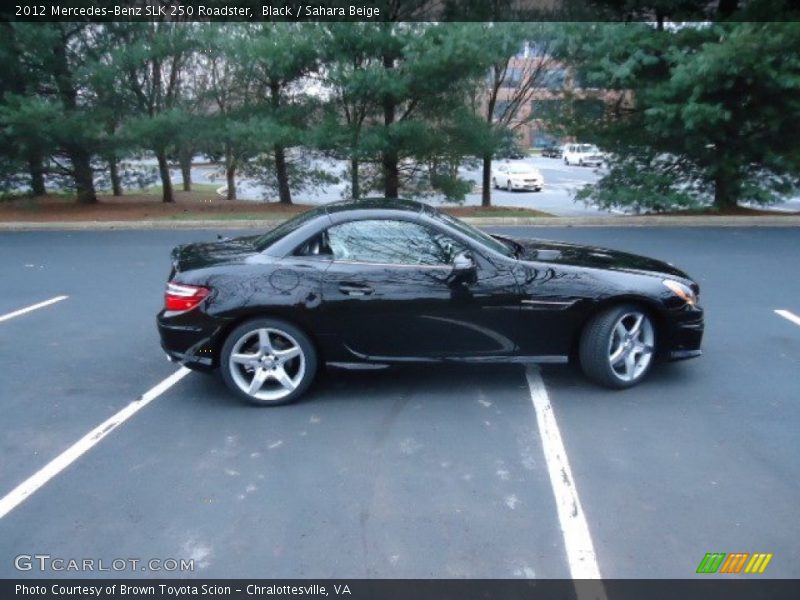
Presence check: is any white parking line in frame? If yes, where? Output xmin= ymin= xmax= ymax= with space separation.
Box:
xmin=775 ymin=309 xmax=800 ymax=328
xmin=525 ymin=366 xmax=606 ymax=597
xmin=0 ymin=367 xmax=191 ymax=520
xmin=0 ymin=295 xmax=68 ymax=323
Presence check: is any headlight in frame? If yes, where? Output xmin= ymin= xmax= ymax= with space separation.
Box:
xmin=662 ymin=279 xmax=697 ymax=306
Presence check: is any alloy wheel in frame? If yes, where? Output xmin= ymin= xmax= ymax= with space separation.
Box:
xmin=607 ymin=311 xmax=655 ymax=383
xmin=228 ymin=327 xmax=306 ymax=402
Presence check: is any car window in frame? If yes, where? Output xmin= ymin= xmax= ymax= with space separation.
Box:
xmin=253 ymin=206 xmax=325 ymax=252
xmin=326 ymin=219 xmax=466 ymax=266
xmin=435 ymin=212 xmax=516 ymax=258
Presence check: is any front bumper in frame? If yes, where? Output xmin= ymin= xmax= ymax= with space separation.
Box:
xmin=664 ymin=305 xmax=704 ymax=361
xmin=511 ymin=181 xmax=543 ymax=191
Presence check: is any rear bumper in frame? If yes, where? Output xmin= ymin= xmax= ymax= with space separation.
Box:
xmin=157 ymin=309 xmax=224 ymax=371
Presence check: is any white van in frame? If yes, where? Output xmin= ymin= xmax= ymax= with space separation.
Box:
xmin=562 ymin=143 xmax=604 ymax=167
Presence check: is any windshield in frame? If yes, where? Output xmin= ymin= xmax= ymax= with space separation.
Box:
xmin=253 ymin=206 xmax=325 ymax=251
xmin=436 ymin=212 xmax=516 ymax=258
xmin=578 ymin=144 xmax=600 ymax=153
xmin=507 ymin=165 xmax=536 ymax=174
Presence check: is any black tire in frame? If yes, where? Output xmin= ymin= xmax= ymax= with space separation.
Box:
xmin=220 ymin=317 xmax=318 ymax=406
xmin=507 ymin=180 xmax=513 ymax=192
xmin=492 ymin=177 xmax=498 ymax=189
xmin=579 ymin=304 xmax=657 ymax=389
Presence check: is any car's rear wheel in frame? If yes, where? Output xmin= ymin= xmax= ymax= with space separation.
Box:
xmin=220 ymin=318 xmax=317 ymax=406
xmin=492 ymin=177 xmax=498 ymax=189
xmin=579 ymin=304 xmax=656 ymax=389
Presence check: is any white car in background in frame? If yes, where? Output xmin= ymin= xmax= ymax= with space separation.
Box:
xmin=563 ymin=143 xmax=605 ymax=167
xmin=491 ymin=162 xmax=544 ymax=192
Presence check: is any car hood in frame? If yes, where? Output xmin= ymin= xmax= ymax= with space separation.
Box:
xmin=171 ymin=235 xmax=260 ymax=272
xmin=510 ymin=238 xmax=690 ymax=279
xmin=504 ymin=170 xmax=542 ymax=179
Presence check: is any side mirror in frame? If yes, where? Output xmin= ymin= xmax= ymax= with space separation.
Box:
xmin=452 ymin=251 xmax=475 ymax=273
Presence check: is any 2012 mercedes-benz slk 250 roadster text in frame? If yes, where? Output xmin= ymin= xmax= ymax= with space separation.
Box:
xmin=157 ymin=198 xmax=703 ymax=405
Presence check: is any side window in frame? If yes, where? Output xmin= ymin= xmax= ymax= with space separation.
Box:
xmin=327 ymin=219 xmax=467 ymax=266
xmin=294 ymin=230 xmax=332 ymax=257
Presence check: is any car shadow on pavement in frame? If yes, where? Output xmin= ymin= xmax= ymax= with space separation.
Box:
xmin=170 ymin=362 xmax=531 ymax=409
xmin=540 ymin=361 xmax=701 ymax=402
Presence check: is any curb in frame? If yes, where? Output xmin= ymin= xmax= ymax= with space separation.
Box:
xmin=1 ymin=215 xmax=799 ymax=231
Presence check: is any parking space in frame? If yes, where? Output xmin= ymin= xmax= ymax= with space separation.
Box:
xmin=0 ymin=227 xmax=798 ymax=579
xmin=0 ymin=365 xmax=571 ymax=578
xmin=495 ymin=226 xmax=800 ymax=578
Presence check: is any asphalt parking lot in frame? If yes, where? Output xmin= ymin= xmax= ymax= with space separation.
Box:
xmin=0 ymin=227 xmax=798 ymax=580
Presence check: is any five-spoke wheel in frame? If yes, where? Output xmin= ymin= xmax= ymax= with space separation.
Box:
xmin=579 ymin=304 xmax=657 ymax=388
xmin=220 ymin=318 xmax=317 ymax=405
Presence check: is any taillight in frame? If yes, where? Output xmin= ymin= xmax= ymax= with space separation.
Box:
xmin=165 ymin=282 xmax=210 ymax=312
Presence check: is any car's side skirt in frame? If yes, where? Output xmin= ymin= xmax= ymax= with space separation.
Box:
xmin=326 ymin=355 xmax=568 ymax=369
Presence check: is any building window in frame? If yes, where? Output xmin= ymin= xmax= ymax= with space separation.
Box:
xmin=494 ymin=101 xmax=511 ymax=118
xmin=531 ymin=99 xmax=561 ymax=120
xmin=540 ymin=68 xmax=566 ymax=90
xmin=530 ymin=126 xmax=557 ymax=149
xmin=574 ymin=98 xmax=605 ymax=120
xmin=501 ymin=67 xmax=524 ymax=88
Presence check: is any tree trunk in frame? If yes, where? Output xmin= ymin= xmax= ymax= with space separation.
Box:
xmin=27 ymin=154 xmax=46 ymax=196
xmin=267 ymin=79 xmax=292 ymax=205
xmin=156 ymin=148 xmax=174 ymax=203
xmin=226 ymin=164 xmax=237 ymax=201
xmin=108 ymin=156 xmax=123 ymax=196
xmin=179 ymin=147 xmax=192 ymax=192
xmin=481 ymin=154 xmax=493 ymax=207
xmin=350 ymin=158 xmax=360 ymax=200
xmin=70 ymin=147 xmax=97 ymax=204
xmin=382 ymin=52 xmax=399 ymax=199
xmin=51 ymin=27 xmax=96 ymax=204
xmin=383 ymin=150 xmax=399 ymax=199
xmin=713 ymin=168 xmax=739 ymax=211
xmin=274 ymin=145 xmax=292 ymax=205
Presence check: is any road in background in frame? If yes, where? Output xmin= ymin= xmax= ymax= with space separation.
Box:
xmin=185 ymin=156 xmax=610 ymax=217
xmin=181 ymin=156 xmax=800 ymax=216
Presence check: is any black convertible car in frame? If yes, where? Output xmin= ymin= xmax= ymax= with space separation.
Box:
xmin=157 ymin=198 xmax=703 ymax=405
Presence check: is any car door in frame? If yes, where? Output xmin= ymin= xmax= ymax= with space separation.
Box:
xmin=318 ymin=218 xmax=522 ymax=360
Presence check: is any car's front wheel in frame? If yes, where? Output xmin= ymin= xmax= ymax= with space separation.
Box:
xmin=579 ymin=304 xmax=656 ymax=389
xmin=220 ymin=318 xmax=318 ymax=406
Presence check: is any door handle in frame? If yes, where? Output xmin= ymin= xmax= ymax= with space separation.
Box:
xmin=339 ymin=283 xmax=374 ymax=296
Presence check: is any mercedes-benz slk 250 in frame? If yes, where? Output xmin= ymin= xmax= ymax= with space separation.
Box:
xmin=157 ymin=198 xmax=703 ymax=406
